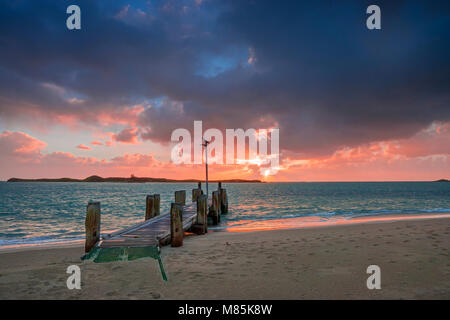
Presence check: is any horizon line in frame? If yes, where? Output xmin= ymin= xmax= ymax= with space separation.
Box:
xmin=2 ymin=175 xmax=448 ymax=183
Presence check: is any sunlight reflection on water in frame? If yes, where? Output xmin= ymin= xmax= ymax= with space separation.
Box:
xmin=0 ymin=181 xmax=449 ymax=248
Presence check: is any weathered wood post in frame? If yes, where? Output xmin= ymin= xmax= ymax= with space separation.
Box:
xmin=175 ymin=190 xmax=186 ymax=206
xmin=217 ymin=182 xmax=222 ymax=214
xmin=210 ymin=191 xmax=220 ymax=225
xmin=145 ymin=195 xmax=155 ymax=220
xmin=153 ymin=194 xmax=160 ymax=216
xmin=85 ymin=201 xmax=100 ymax=253
xmin=192 ymin=188 xmax=202 ymax=202
xmin=215 ymin=190 xmax=221 ymax=220
xmin=217 ymin=182 xmax=228 ymax=214
xmin=220 ymin=189 xmax=228 ymax=214
xmin=198 ymin=194 xmax=208 ymax=233
xmin=198 ymin=182 xmax=202 ymax=189
xmin=170 ymin=203 xmax=183 ymax=247
xmin=191 ymin=194 xmax=207 ymax=235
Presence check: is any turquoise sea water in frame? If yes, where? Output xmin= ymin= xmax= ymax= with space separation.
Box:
xmin=0 ymin=182 xmax=449 ymax=248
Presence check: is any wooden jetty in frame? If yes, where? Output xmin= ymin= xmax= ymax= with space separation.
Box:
xmin=85 ymin=182 xmax=229 ymax=252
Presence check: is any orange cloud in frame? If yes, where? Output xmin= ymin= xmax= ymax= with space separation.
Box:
xmin=385 ymin=122 xmax=450 ymax=158
xmin=0 ymin=131 xmax=47 ymax=162
xmin=110 ymin=153 xmax=160 ymax=167
xmin=113 ymin=127 xmax=140 ymax=144
xmin=1 ymin=122 xmax=449 ymax=182
xmin=76 ymin=144 xmax=91 ymax=150
xmin=274 ymin=123 xmax=450 ymax=182
xmin=96 ymin=105 xmax=144 ymax=127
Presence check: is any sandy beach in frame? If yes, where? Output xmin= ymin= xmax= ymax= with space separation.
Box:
xmin=0 ymin=217 xmax=449 ymax=300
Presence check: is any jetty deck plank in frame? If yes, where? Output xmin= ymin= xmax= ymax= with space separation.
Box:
xmin=97 ymin=203 xmax=197 ymax=248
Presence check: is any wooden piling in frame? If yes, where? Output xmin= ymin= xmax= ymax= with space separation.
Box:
xmin=170 ymin=203 xmax=183 ymax=247
xmin=175 ymin=190 xmax=186 ymax=205
xmin=210 ymin=191 xmax=220 ymax=225
xmin=198 ymin=182 xmax=202 ymax=189
xmin=85 ymin=201 xmax=101 ymax=253
xmin=199 ymin=194 xmax=208 ymax=232
xmin=191 ymin=194 xmax=207 ymax=234
xmin=220 ymin=188 xmax=228 ymax=214
xmin=192 ymin=188 xmax=202 ymax=202
xmin=217 ymin=182 xmax=228 ymax=214
xmin=214 ymin=190 xmax=221 ymax=218
xmin=153 ymin=194 xmax=160 ymax=216
xmin=145 ymin=195 xmax=155 ymax=220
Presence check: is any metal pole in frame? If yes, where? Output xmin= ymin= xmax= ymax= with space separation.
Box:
xmin=202 ymin=139 xmax=210 ymax=200
xmin=205 ymin=143 xmax=209 ymax=199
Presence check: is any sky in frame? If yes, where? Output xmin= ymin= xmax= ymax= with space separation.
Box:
xmin=0 ymin=0 xmax=449 ymax=181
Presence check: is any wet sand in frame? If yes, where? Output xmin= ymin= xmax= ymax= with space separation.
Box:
xmin=0 ymin=217 xmax=449 ymax=299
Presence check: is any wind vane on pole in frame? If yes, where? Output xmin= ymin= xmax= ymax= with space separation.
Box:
xmin=202 ymin=139 xmax=210 ymax=199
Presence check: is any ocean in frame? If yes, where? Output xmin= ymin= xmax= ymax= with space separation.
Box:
xmin=1 ymin=181 xmax=449 ymax=249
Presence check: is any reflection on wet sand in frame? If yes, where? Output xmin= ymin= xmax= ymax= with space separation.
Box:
xmin=222 ymin=214 xmax=450 ymax=232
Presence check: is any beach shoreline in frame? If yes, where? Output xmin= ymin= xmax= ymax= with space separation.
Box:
xmin=0 ymin=215 xmax=449 ymax=299
xmin=1 ymin=212 xmax=449 ymax=253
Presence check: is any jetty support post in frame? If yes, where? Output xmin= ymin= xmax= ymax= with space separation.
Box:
xmin=153 ymin=194 xmax=160 ymax=216
xmin=217 ymin=182 xmax=222 ymax=214
xmin=191 ymin=194 xmax=207 ymax=235
xmin=219 ymin=183 xmax=228 ymax=214
xmin=175 ymin=190 xmax=186 ymax=206
xmin=145 ymin=195 xmax=155 ymax=220
xmin=85 ymin=201 xmax=101 ymax=253
xmin=170 ymin=203 xmax=183 ymax=247
xmin=192 ymin=187 xmax=203 ymax=203
xmin=209 ymin=191 xmax=220 ymax=225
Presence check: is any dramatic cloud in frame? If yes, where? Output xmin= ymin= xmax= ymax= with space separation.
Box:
xmin=273 ymin=122 xmax=450 ymax=181
xmin=1 ymin=126 xmax=448 ymax=181
xmin=0 ymin=1 xmax=449 ymax=180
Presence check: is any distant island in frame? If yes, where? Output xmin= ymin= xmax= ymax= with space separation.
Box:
xmin=435 ymin=179 xmax=449 ymax=182
xmin=7 ymin=175 xmax=262 ymax=183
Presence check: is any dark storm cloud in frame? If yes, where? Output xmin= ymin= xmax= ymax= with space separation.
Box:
xmin=0 ymin=0 xmax=449 ymax=155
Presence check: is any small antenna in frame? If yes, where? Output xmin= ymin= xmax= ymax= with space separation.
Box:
xmin=202 ymin=139 xmax=210 ymax=147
